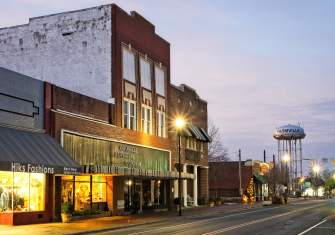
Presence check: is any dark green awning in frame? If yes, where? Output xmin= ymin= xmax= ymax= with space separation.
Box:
xmin=253 ymin=174 xmax=268 ymax=184
xmin=0 ymin=125 xmax=81 ymax=174
xmin=188 ymin=124 xmax=207 ymax=141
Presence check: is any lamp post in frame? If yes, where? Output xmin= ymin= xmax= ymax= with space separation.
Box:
xmin=312 ymin=163 xmax=320 ymax=197
xmin=282 ymin=154 xmax=290 ymax=199
xmin=175 ymin=117 xmax=186 ymax=216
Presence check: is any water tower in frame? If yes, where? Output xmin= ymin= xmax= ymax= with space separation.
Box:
xmin=273 ymin=124 xmax=306 ymax=188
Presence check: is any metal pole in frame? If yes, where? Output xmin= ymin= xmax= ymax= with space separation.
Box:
xmin=299 ymin=139 xmax=303 ymax=177
xmin=238 ymin=149 xmax=242 ymax=198
xmin=178 ymin=132 xmax=182 ymax=216
xmin=273 ymin=154 xmax=276 ymax=200
xmin=263 ymin=150 xmax=266 ymax=163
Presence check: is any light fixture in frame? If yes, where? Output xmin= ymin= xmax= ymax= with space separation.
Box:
xmin=175 ymin=117 xmax=186 ymax=130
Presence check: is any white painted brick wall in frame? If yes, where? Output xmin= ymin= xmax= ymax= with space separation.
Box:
xmin=0 ymin=5 xmax=112 ymax=102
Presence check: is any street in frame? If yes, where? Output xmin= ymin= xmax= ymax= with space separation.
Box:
xmin=95 ymin=199 xmax=335 ymax=235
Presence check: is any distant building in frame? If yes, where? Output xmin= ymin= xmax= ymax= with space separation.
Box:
xmin=209 ymin=160 xmax=269 ymax=201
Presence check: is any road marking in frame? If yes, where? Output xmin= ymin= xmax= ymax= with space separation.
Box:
xmin=97 ymin=200 xmax=327 ymax=235
xmin=124 ymin=206 xmax=280 ymax=235
xmin=202 ymin=204 xmax=324 ymax=235
xmin=296 ymin=219 xmax=328 ymax=235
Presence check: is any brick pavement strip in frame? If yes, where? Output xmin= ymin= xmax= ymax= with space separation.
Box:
xmin=0 ymin=202 xmax=267 ymax=235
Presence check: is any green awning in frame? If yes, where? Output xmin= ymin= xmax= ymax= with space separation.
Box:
xmin=253 ymin=174 xmax=268 ymax=184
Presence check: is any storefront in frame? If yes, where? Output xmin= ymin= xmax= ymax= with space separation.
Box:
xmin=0 ymin=126 xmax=81 ymax=225
xmin=60 ymin=130 xmax=191 ymax=215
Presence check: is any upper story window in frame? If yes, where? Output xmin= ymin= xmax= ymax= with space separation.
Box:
xmin=186 ymin=137 xmax=197 ymax=151
xmin=141 ymin=105 xmax=152 ymax=134
xmin=123 ymin=99 xmax=136 ymax=130
xmin=157 ymin=111 xmax=166 ymax=138
xmin=140 ymin=57 xmax=151 ymax=90
xmin=155 ymin=65 xmax=165 ymax=96
xmin=122 ymin=47 xmax=136 ymax=83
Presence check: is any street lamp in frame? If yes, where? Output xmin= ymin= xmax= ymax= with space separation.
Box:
xmin=174 ymin=116 xmax=186 ymax=216
xmin=282 ymin=154 xmax=290 ymax=193
xmin=312 ymin=163 xmax=320 ymax=197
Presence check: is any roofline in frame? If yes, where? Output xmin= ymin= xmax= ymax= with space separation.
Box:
xmin=170 ymin=83 xmax=208 ymax=104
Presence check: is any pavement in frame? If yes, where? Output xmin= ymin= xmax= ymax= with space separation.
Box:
xmin=1 ymin=198 xmax=333 ymax=235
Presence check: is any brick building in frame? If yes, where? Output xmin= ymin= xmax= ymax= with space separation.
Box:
xmin=0 ymin=4 xmax=210 ymax=224
xmin=169 ymin=84 xmax=211 ymax=206
xmin=209 ymin=160 xmax=269 ymax=201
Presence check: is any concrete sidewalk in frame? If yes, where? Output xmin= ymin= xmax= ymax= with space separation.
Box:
xmin=0 ymin=202 xmax=267 ymax=235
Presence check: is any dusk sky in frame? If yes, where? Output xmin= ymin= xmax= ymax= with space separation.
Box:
xmin=1 ymin=0 xmax=334 ymax=166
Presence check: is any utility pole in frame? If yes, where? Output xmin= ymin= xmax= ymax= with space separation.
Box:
xmin=273 ymin=154 xmax=276 ymax=201
xmin=238 ymin=149 xmax=242 ymax=198
xmin=263 ymin=150 xmax=266 ymax=163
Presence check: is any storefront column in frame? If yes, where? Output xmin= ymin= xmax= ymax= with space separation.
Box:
xmin=173 ymin=179 xmax=178 ymax=198
xmin=150 ymin=180 xmax=155 ymax=204
xmin=193 ymin=165 xmax=198 ymax=206
xmin=183 ymin=164 xmax=188 ymax=207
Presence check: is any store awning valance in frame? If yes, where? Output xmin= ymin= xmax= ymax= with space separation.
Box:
xmin=185 ymin=124 xmax=211 ymax=142
xmin=253 ymin=174 xmax=268 ymax=184
xmin=0 ymin=126 xmax=81 ymax=175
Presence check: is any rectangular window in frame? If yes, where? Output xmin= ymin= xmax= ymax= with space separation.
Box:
xmin=141 ymin=106 xmax=152 ymax=134
xmin=92 ymin=176 xmax=107 ymax=203
xmin=155 ymin=66 xmax=165 ymax=96
xmin=157 ymin=111 xmax=166 ymax=137
xmin=140 ymin=57 xmax=151 ymax=90
xmin=124 ymin=99 xmax=137 ymax=130
xmin=122 ymin=47 xmax=136 ymax=83
xmin=186 ymin=137 xmax=197 ymax=150
xmin=0 ymin=171 xmax=45 ymax=213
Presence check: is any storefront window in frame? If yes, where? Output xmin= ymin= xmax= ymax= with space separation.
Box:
xmin=92 ymin=176 xmax=106 ymax=203
xmin=75 ymin=176 xmax=91 ymax=211
xmin=0 ymin=171 xmax=45 ymax=213
xmin=29 ymin=173 xmax=45 ymax=211
xmin=62 ymin=175 xmax=107 ymax=212
xmin=0 ymin=171 xmax=13 ymax=212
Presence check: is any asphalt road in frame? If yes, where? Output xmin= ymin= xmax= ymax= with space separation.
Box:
xmin=96 ymin=199 xmax=335 ymax=235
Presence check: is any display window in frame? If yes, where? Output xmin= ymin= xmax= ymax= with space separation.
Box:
xmin=0 ymin=171 xmax=45 ymax=213
xmin=61 ymin=175 xmax=107 ymax=212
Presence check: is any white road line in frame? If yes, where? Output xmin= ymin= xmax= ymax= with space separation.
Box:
xmin=296 ymin=219 xmax=328 ymax=235
xmin=202 ymin=204 xmax=324 ymax=235
xmin=124 ymin=206 xmax=280 ymax=235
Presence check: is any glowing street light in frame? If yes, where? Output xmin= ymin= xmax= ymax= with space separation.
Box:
xmin=312 ymin=164 xmax=320 ymax=174
xmin=282 ymin=154 xmax=290 ymax=163
xmin=175 ymin=117 xmax=186 ymax=130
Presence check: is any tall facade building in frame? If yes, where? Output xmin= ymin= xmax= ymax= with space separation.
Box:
xmin=169 ymin=84 xmax=211 ymax=206
xmin=0 ymin=4 xmax=210 ymax=224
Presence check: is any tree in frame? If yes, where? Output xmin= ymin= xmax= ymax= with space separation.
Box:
xmin=208 ymin=120 xmax=230 ymax=162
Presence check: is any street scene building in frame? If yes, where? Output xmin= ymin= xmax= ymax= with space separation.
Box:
xmin=0 ymin=4 xmax=210 ymax=225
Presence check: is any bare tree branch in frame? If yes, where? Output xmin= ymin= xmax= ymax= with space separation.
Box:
xmin=208 ymin=120 xmax=230 ymax=162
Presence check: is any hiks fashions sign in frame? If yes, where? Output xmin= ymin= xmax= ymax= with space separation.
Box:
xmin=0 ymin=161 xmax=80 ymax=175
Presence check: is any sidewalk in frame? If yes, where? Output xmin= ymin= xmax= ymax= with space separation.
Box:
xmin=0 ymin=202 xmax=266 ymax=235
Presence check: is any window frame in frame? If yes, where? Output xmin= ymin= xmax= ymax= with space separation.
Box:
xmin=122 ymin=46 xmax=136 ymax=83
xmin=141 ymin=105 xmax=152 ymax=135
xmin=154 ymin=65 xmax=166 ymax=97
xmin=156 ymin=111 xmax=166 ymax=138
xmin=140 ymin=56 xmax=152 ymax=90
xmin=123 ymin=99 xmax=137 ymax=130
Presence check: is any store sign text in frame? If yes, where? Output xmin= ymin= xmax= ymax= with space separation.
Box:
xmin=12 ymin=162 xmax=55 ymax=174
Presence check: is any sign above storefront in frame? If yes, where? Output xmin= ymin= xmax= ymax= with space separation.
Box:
xmin=0 ymin=161 xmax=80 ymax=175
xmin=63 ymin=132 xmax=170 ymax=172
